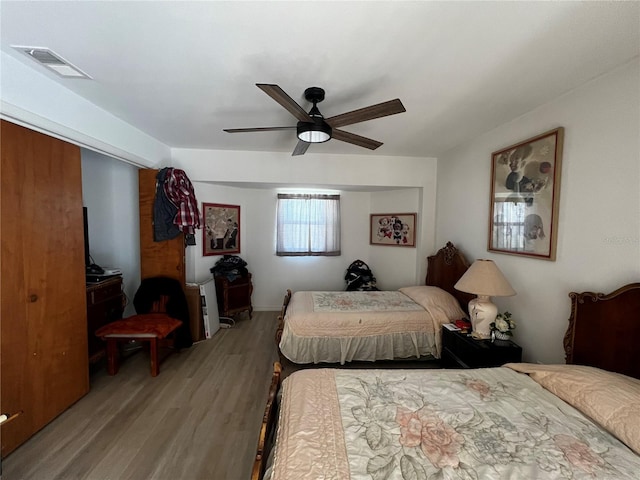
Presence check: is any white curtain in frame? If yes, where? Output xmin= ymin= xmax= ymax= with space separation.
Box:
xmin=276 ymin=194 xmax=341 ymax=256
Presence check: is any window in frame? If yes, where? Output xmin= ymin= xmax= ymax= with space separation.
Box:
xmin=492 ymin=200 xmax=527 ymax=251
xmin=276 ymin=194 xmax=341 ymax=256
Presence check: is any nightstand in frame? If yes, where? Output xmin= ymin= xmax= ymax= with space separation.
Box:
xmin=441 ymin=326 xmax=522 ymax=368
xmin=214 ymin=273 xmax=253 ymax=318
xmin=86 ymin=276 xmax=124 ymax=365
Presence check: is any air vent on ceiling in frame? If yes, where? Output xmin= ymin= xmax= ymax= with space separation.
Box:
xmin=12 ymin=46 xmax=92 ymax=79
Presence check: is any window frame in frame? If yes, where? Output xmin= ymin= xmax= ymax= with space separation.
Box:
xmin=276 ymin=193 xmax=341 ymax=257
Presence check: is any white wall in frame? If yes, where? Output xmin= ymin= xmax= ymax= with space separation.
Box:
xmin=81 ymin=149 xmax=141 ymax=315
xmin=184 ymin=183 xmax=426 ymax=310
xmin=172 ymin=149 xmax=438 ymax=310
xmin=436 ymin=59 xmax=640 ymax=364
xmin=369 ymin=189 xmax=423 ymax=289
xmin=186 ymin=184 xmax=374 ymax=309
xmin=1 ymin=51 xmax=170 ymax=168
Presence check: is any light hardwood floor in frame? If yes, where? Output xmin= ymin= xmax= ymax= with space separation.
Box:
xmin=3 ymin=311 xmax=279 ymax=480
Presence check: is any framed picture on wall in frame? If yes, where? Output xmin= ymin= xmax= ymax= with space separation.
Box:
xmin=370 ymin=213 xmax=416 ymax=247
xmin=203 ymin=203 xmax=240 ymax=256
xmin=488 ymin=127 xmax=564 ymax=260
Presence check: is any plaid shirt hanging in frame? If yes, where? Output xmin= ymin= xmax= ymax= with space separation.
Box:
xmin=163 ymin=168 xmax=201 ymax=235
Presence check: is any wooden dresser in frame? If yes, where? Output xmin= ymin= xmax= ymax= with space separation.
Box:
xmin=214 ymin=274 xmax=253 ymax=318
xmin=86 ymin=277 xmax=125 ymax=364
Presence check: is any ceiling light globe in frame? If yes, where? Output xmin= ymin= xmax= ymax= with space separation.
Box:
xmin=297 ymin=122 xmax=332 ymax=144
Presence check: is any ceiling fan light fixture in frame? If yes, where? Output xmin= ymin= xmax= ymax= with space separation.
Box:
xmin=297 ymin=121 xmax=332 ymax=143
xmin=225 ymin=84 xmax=405 ymax=155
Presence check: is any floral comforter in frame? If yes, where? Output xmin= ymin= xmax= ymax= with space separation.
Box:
xmin=311 ymin=291 xmax=426 ymax=312
xmin=271 ymin=366 xmax=640 ymax=479
xmin=279 ymin=288 xmax=466 ymax=364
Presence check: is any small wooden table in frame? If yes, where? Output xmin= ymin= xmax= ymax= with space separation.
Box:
xmin=95 ymin=314 xmax=182 ymax=377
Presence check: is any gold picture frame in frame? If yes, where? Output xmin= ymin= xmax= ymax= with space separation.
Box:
xmin=488 ymin=127 xmax=564 ymax=261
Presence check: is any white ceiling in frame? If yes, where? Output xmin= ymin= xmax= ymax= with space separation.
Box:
xmin=1 ymin=1 xmax=639 ymax=158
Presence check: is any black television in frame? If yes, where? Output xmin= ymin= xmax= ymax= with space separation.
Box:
xmin=83 ymin=207 xmax=91 ymax=268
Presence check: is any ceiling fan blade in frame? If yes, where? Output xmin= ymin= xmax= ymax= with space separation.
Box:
xmin=224 ymin=126 xmax=296 ymax=133
xmin=332 ymin=129 xmax=383 ymax=150
xmin=325 ymin=99 xmax=406 ymax=128
xmin=292 ymin=140 xmax=310 ymax=156
xmin=256 ymin=84 xmax=314 ymax=123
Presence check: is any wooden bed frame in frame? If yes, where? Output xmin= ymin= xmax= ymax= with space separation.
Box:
xmin=564 ymin=282 xmax=640 ymax=380
xmin=425 ymin=241 xmax=474 ymax=314
xmin=251 ymin=362 xmax=282 ymax=480
xmin=274 ymin=289 xmax=291 ymax=350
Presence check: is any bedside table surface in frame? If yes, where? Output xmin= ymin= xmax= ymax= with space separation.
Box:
xmin=441 ymin=327 xmax=522 ymax=368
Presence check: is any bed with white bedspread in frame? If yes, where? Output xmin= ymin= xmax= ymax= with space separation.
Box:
xmin=276 ymin=242 xmax=474 ymax=365
xmin=279 ymin=286 xmax=466 ymax=364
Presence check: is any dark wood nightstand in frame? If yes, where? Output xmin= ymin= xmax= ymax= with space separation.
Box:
xmin=214 ymin=273 xmax=253 ymax=318
xmin=86 ymin=276 xmax=124 ymax=365
xmin=441 ymin=326 xmax=522 ymax=368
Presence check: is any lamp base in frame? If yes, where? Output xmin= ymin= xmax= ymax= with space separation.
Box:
xmin=468 ymin=295 xmax=497 ymax=339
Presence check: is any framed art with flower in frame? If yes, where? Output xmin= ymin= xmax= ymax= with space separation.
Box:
xmin=202 ymin=203 xmax=240 ymax=256
xmin=488 ymin=127 xmax=564 ymax=261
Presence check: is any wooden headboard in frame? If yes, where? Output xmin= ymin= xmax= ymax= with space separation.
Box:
xmin=564 ymin=282 xmax=640 ymax=379
xmin=425 ymin=242 xmax=474 ymax=315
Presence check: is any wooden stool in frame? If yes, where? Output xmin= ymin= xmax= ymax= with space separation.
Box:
xmin=95 ymin=314 xmax=182 ymax=377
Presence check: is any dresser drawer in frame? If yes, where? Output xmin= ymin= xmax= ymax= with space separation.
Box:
xmin=87 ymin=279 xmax=122 ymax=306
xmin=86 ymin=276 xmax=124 ymax=364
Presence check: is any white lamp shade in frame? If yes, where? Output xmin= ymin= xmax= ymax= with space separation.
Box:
xmin=454 ymin=259 xmax=516 ymax=297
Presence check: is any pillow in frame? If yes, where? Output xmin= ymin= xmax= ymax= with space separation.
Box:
xmin=505 ymin=363 xmax=640 ymax=455
xmin=399 ymin=286 xmax=466 ymax=321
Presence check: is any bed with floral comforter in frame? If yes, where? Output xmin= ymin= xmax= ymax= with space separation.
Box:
xmin=269 ymin=364 xmax=640 ymax=479
xmin=279 ymin=286 xmax=467 ymax=364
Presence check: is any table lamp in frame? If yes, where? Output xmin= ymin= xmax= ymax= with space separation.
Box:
xmin=454 ymin=259 xmax=516 ymax=339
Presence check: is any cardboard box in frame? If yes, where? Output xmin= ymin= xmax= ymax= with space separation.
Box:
xmin=185 ymin=284 xmax=206 ymax=342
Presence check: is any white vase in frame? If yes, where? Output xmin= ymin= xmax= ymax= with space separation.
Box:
xmin=494 ymin=331 xmax=511 ymax=340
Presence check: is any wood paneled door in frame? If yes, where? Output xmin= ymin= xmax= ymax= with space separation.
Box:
xmin=1 ymin=120 xmax=89 ymax=456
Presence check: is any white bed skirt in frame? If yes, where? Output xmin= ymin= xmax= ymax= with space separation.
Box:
xmin=279 ymin=324 xmax=437 ymax=364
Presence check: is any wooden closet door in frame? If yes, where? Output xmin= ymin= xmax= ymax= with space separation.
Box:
xmin=138 ymin=169 xmax=185 ymax=284
xmin=1 ymin=120 xmax=89 ymax=456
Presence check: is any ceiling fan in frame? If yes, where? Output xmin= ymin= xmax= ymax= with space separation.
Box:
xmin=224 ymin=84 xmax=406 ymax=156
